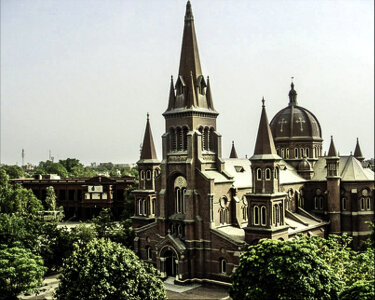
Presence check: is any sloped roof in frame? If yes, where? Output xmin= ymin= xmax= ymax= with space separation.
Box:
xmin=140 ymin=114 xmax=158 ymax=161
xmin=229 ymin=141 xmax=238 ymax=158
xmin=312 ymin=156 xmax=375 ymax=181
xmin=223 ymin=159 xmax=305 ymax=187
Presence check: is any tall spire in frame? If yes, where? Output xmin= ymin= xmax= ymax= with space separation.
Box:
xmin=327 ymin=136 xmax=338 ymax=157
xmin=178 ymin=1 xmax=202 ymax=80
xmin=288 ymin=78 xmax=298 ymax=106
xmin=354 ymin=137 xmax=364 ymax=162
xmin=167 ymin=76 xmax=175 ymax=110
xmin=229 ymin=141 xmax=238 ymax=158
xmin=140 ymin=113 xmax=158 ymax=160
xmin=252 ymin=98 xmax=279 ymax=159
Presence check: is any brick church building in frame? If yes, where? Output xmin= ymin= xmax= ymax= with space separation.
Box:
xmin=132 ymin=1 xmax=374 ymax=284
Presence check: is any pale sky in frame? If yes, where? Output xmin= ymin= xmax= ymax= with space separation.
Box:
xmin=1 ymin=0 xmax=374 ymax=166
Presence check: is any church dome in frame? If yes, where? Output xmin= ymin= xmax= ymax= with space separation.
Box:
xmin=270 ymin=83 xmax=322 ymax=142
xmin=298 ymin=157 xmax=313 ymax=171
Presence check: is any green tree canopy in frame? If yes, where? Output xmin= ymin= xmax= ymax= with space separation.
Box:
xmin=54 ymin=238 xmax=166 ymax=300
xmin=0 ymin=244 xmax=46 ymax=298
xmin=0 ymin=165 xmax=25 ymax=179
xmin=34 ymin=160 xmax=68 ymax=178
xmin=230 ymin=238 xmax=342 ymax=300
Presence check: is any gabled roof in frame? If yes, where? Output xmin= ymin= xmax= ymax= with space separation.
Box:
xmin=140 ymin=114 xmax=158 ymax=161
xmin=251 ymin=99 xmax=280 ymax=160
xmin=312 ymin=156 xmax=375 ymax=181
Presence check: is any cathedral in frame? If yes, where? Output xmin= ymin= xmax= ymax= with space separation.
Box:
xmin=131 ymin=1 xmax=374 ymax=284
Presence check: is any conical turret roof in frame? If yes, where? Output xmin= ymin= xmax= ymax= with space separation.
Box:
xmin=251 ymin=99 xmax=280 ymax=160
xmin=327 ymin=136 xmax=338 ymax=157
xmin=354 ymin=138 xmax=364 ymax=160
xmin=229 ymin=141 xmax=238 ymax=158
xmin=140 ymin=113 xmax=158 ymax=161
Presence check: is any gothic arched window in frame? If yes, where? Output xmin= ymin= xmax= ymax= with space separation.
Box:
xmin=253 ymin=206 xmax=259 ymax=225
xmin=341 ymin=197 xmax=347 ymax=211
xmin=220 ymin=258 xmax=227 ymax=274
xmin=256 ymin=168 xmax=262 ymax=181
xmin=209 ymin=128 xmax=215 ymax=151
xmin=170 ymin=128 xmax=176 ymax=151
xmin=146 ymin=170 xmax=152 ymax=181
xmin=265 ymin=168 xmax=271 ymax=180
xmin=261 ymin=206 xmax=266 ymax=226
xmin=174 ymin=176 xmax=187 ymax=214
xmin=183 ymin=126 xmax=189 ymax=150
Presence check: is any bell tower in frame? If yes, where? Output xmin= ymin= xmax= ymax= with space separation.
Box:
xmin=157 ymin=0 xmax=224 ymax=238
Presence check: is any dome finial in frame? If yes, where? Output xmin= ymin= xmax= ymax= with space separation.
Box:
xmin=262 ymin=97 xmax=265 ymax=107
xmin=288 ymin=78 xmax=298 ymax=106
xmin=147 ymin=112 xmax=149 ymax=120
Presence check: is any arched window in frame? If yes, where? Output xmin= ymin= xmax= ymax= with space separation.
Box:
xmin=314 ymin=197 xmax=318 ymax=209
xmin=279 ymin=204 xmax=283 ymax=225
xmin=209 ymin=128 xmax=215 ymax=152
xmin=176 ymin=127 xmax=182 ymax=151
xmin=170 ymin=128 xmax=176 ymax=151
xmin=146 ymin=170 xmax=152 ymax=181
xmin=174 ymin=176 xmax=187 ymax=214
xmin=295 ymin=148 xmax=298 ymax=158
xmin=146 ymin=197 xmax=150 ymax=215
xmin=261 ymin=206 xmax=266 ymax=226
xmin=183 ymin=127 xmax=188 ymax=150
xmin=300 ymin=148 xmax=304 ymax=158
xmin=220 ymin=258 xmax=227 ymax=274
xmin=138 ymin=199 xmax=143 ymax=215
xmin=152 ymin=198 xmax=156 ymax=215
xmin=273 ymin=205 xmax=276 ymax=225
xmin=256 ymin=168 xmax=262 ymax=181
xmin=281 ymin=148 xmax=284 ymax=159
xmin=366 ymin=197 xmax=371 ymax=210
xmin=142 ymin=199 xmax=146 ymax=216
xmin=274 ymin=167 xmax=278 ymax=179
xmin=275 ymin=205 xmax=280 ymax=225
xmin=305 ymin=148 xmax=309 ymax=157
xmin=265 ymin=168 xmax=271 ymax=180
xmin=199 ymin=127 xmax=204 ymax=150
xmin=361 ymin=197 xmax=366 ymax=210
xmin=341 ymin=197 xmax=347 ymax=211
xmin=140 ymin=170 xmax=145 ymax=180
xmin=146 ymin=246 xmax=152 ymax=260
xmin=253 ymin=206 xmax=259 ymax=225
xmin=204 ymin=127 xmax=209 ymax=151
xmin=286 ymin=148 xmax=290 ymax=158
xmin=277 ymin=148 xmax=280 ymax=156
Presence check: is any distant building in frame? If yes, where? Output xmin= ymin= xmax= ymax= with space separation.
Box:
xmin=132 ymin=1 xmax=374 ymax=284
xmin=11 ymin=175 xmax=135 ymax=219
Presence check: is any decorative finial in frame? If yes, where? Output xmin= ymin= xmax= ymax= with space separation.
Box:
xmin=171 ymin=75 xmax=173 ymax=81
xmin=350 ymin=151 xmax=353 ymax=156
xmin=331 ymin=135 xmax=333 ymax=140
xmin=232 ymin=140 xmax=234 ymax=145
xmin=291 ymin=77 xmax=295 ymax=89
xmin=147 ymin=112 xmax=149 ymax=120
xmin=356 ymin=137 xmax=359 ymax=142
xmin=262 ymin=97 xmax=265 ymax=107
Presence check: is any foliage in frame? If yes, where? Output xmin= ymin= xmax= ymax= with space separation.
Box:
xmin=34 ymin=160 xmax=69 ymax=178
xmin=230 ymin=238 xmax=342 ymax=300
xmin=0 ymin=165 xmax=25 ymax=179
xmin=0 ymin=170 xmax=43 ymax=215
xmin=339 ymin=280 xmax=375 ymax=300
xmin=0 ymin=244 xmax=46 ymax=298
xmin=92 ymin=208 xmax=133 ymax=248
xmin=70 ymin=223 xmax=97 ymax=247
xmin=45 ymin=186 xmax=57 ymax=212
xmin=54 ymin=238 xmax=167 ymax=300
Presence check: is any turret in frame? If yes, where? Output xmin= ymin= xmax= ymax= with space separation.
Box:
xmin=354 ymin=138 xmax=364 ymax=163
xmin=229 ymin=141 xmax=238 ymax=158
xmin=326 ymin=136 xmax=341 ymax=234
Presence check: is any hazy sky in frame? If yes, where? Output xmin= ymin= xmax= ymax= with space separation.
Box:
xmin=1 ymin=0 xmax=373 ymax=166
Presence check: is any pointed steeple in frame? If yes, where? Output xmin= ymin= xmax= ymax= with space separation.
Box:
xmin=140 ymin=113 xmax=158 ymax=160
xmin=229 ymin=141 xmax=238 ymax=158
xmin=251 ymin=98 xmax=279 ymax=160
xmin=206 ymin=76 xmax=214 ymax=110
xmin=288 ymin=79 xmax=298 ymax=106
xmin=354 ymin=138 xmax=364 ymax=162
xmin=167 ymin=76 xmax=175 ymax=110
xmin=327 ymin=136 xmax=338 ymax=157
xmin=178 ymin=1 xmax=202 ymax=81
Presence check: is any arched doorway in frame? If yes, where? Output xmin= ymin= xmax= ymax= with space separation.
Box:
xmin=160 ymin=247 xmax=178 ymax=278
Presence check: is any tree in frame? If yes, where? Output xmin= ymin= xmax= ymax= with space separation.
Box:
xmin=0 ymin=244 xmax=46 ymax=299
xmin=54 ymin=238 xmax=167 ymax=300
xmin=230 ymin=238 xmax=342 ymax=300
xmin=340 ymin=280 xmax=375 ymax=300
xmin=0 ymin=165 xmax=25 ymax=179
xmin=45 ymin=186 xmax=57 ymax=212
xmin=34 ymin=161 xmax=68 ymax=178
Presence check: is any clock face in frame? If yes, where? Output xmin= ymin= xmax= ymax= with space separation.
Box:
xmin=220 ymin=197 xmax=227 ymax=208
xmin=362 ymin=189 xmax=368 ymax=196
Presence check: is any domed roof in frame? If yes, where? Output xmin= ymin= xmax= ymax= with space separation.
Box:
xmin=298 ymin=157 xmax=313 ymax=171
xmin=270 ymin=83 xmax=322 ymax=142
